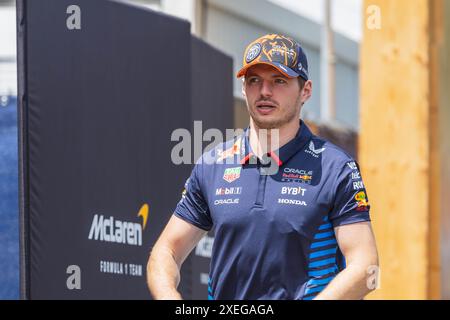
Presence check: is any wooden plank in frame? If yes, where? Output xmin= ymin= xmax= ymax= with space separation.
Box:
xmin=360 ymin=0 xmax=431 ymax=299
xmin=428 ymin=0 xmax=443 ymax=300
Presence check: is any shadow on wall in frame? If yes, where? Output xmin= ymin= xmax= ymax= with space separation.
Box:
xmin=0 ymin=95 xmax=19 ymax=300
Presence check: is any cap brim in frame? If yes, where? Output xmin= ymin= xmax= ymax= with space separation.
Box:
xmin=236 ymin=61 xmax=299 ymax=79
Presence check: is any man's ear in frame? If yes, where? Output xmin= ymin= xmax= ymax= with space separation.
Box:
xmin=241 ymin=79 xmax=246 ymax=97
xmin=301 ymin=80 xmax=312 ymax=103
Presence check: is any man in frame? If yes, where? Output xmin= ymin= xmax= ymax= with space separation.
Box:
xmin=147 ymin=34 xmax=379 ymax=300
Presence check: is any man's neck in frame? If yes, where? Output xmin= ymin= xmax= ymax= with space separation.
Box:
xmin=249 ymin=119 xmax=300 ymax=158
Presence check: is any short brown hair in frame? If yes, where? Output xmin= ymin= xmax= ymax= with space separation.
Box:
xmin=298 ymin=77 xmax=306 ymax=91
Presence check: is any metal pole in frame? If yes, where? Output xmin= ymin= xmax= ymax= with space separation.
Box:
xmin=320 ymin=0 xmax=336 ymax=122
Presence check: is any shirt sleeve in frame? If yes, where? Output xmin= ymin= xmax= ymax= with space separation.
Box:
xmin=329 ymin=160 xmax=371 ymax=227
xmin=173 ymin=163 xmax=213 ymax=231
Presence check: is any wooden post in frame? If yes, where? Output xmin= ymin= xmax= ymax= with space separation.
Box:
xmin=360 ymin=0 xmax=450 ymax=299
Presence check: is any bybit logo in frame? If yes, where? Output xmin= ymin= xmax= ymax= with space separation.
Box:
xmin=88 ymin=204 xmax=149 ymax=246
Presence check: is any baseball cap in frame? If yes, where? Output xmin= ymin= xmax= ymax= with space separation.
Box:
xmin=236 ymin=34 xmax=309 ymax=81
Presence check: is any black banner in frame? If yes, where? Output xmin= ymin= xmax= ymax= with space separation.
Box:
xmin=17 ymin=0 xmax=232 ymax=299
xmin=186 ymin=36 xmax=233 ymax=300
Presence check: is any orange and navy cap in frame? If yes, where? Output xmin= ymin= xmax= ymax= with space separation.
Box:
xmin=236 ymin=34 xmax=309 ymax=81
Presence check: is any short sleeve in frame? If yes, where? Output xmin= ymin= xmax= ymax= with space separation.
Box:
xmin=329 ymin=160 xmax=371 ymax=227
xmin=173 ymin=163 xmax=213 ymax=231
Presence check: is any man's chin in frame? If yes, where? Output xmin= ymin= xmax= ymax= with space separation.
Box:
xmin=251 ymin=116 xmax=280 ymax=130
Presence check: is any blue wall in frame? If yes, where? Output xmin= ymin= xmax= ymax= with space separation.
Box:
xmin=0 ymin=95 xmax=19 ymax=299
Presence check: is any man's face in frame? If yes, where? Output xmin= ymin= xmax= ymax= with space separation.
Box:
xmin=242 ymin=64 xmax=311 ymax=130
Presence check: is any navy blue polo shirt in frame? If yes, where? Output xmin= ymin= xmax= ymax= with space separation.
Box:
xmin=174 ymin=120 xmax=371 ymax=300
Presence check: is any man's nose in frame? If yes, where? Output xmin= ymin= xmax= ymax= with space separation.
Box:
xmin=260 ymin=80 xmax=273 ymax=97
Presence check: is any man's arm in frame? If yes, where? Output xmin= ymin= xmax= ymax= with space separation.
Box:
xmin=314 ymin=221 xmax=379 ymax=300
xmin=147 ymin=215 xmax=207 ymax=300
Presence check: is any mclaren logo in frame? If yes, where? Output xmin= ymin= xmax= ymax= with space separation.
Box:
xmin=137 ymin=204 xmax=149 ymax=230
xmin=88 ymin=204 xmax=149 ymax=246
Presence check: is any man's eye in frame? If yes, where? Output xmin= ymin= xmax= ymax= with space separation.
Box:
xmin=247 ymin=77 xmax=260 ymax=84
xmin=275 ymin=78 xmax=287 ymax=84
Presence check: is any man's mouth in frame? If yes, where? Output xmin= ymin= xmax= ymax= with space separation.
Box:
xmin=255 ymin=102 xmax=277 ymax=114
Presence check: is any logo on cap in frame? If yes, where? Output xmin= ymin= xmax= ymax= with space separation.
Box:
xmin=246 ymin=43 xmax=262 ymax=63
xmin=298 ymin=61 xmax=308 ymax=78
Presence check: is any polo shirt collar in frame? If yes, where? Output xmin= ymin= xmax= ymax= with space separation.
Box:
xmin=240 ymin=120 xmax=313 ymax=167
